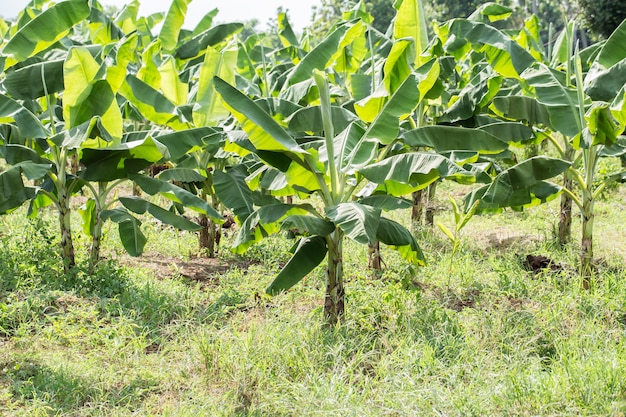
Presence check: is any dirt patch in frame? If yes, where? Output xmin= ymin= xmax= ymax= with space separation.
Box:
xmin=117 ymin=251 xmax=249 ymax=285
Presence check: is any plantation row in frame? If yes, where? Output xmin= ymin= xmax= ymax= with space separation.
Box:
xmin=0 ymin=0 xmax=625 ymax=323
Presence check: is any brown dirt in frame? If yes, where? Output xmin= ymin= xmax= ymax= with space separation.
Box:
xmin=116 ymin=251 xmax=250 ymax=286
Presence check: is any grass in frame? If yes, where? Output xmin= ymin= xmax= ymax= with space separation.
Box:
xmin=2 ymin=185 xmax=626 ymax=416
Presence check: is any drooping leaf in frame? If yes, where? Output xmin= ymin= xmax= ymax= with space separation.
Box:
xmin=359 ymin=152 xmax=472 ymax=196
xmin=0 ymin=93 xmax=48 ymax=138
xmin=377 ymin=217 xmax=425 ymax=265
xmin=233 ymin=204 xmax=314 ymax=253
xmin=447 ymin=19 xmax=536 ymax=78
xmin=119 ymin=196 xmax=201 ymax=231
xmin=80 ymin=136 xmax=167 ymax=181
xmin=326 ymin=202 xmax=380 ymax=245
xmin=480 ymin=156 xmax=570 ymax=205
xmin=266 ymin=236 xmax=327 ymax=295
xmin=130 ymin=174 xmax=222 ymax=220
xmin=213 ymin=169 xmax=254 ymax=222
xmin=100 ymin=208 xmax=147 ymax=257
xmin=154 ymin=127 xmax=221 ymax=160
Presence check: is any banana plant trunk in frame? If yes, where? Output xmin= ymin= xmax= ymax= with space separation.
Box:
xmin=580 ymin=189 xmax=594 ymax=288
xmin=58 ymin=187 xmax=76 ymax=273
xmin=558 ymin=147 xmax=576 ymax=245
xmin=411 ymin=190 xmax=424 ymax=230
xmin=558 ymin=175 xmax=573 ymax=246
xmin=425 ymin=182 xmax=438 ymax=226
xmin=368 ymin=240 xmax=382 ymax=271
xmin=88 ymin=208 xmax=103 ymax=274
xmin=198 ymin=189 xmax=220 ymax=258
xmin=325 ymin=230 xmax=345 ymax=325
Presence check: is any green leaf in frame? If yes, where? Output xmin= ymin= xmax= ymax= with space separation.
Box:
xmin=266 ymin=236 xmax=327 ymax=295
xmin=377 ymin=217 xmax=425 ymax=265
xmin=159 ymin=56 xmax=188 ymax=105
xmin=393 ymin=0 xmax=429 ymax=67
xmin=447 ymin=19 xmax=535 ymax=78
xmin=481 ymin=156 xmax=570 ymax=205
xmin=358 ymin=195 xmax=413 ymax=210
xmin=359 ymin=152 xmax=472 ymax=196
xmin=157 ymin=168 xmax=206 ymax=183
xmin=523 ymin=64 xmax=582 ymax=137
xmin=101 ymin=208 xmax=147 ymax=257
xmin=0 ymin=93 xmax=48 ymax=138
xmin=362 ymin=74 xmax=420 ymax=145
xmin=491 ymin=96 xmax=552 ymax=128
xmin=288 ymin=106 xmax=357 ymax=135
xmin=78 ymin=198 xmax=97 ymax=236
xmin=213 ymin=169 xmax=254 ymax=222
xmin=120 ymin=75 xmax=187 ymax=130
xmin=155 ymin=127 xmax=221 ymax=160
xmin=130 ymin=174 xmax=222 ymax=220
xmin=284 ymin=22 xmax=352 ymax=86
xmin=193 ymin=44 xmax=238 ymax=127
xmin=3 ymin=0 xmax=91 ymax=64
xmin=4 ymin=58 xmax=65 ymax=99
xmin=0 ymin=166 xmax=36 ymax=214
xmin=402 ymin=125 xmax=508 ymax=154
xmin=119 ymin=196 xmax=201 ymax=231
xmin=436 ymin=221 xmax=455 ymax=243
xmin=326 ymin=202 xmax=380 ymax=245
xmin=214 ymin=77 xmax=304 ymax=154
xmin=80 ymin=136 xmax=168 ymax=181
xmin=233 ymin=204 xmax=313 ymax=253
xmin=175 ymin=23 xmax=244 ymax=59
xmin=280 ymin=215 xmax=335 ymax=236
xmin=159 ymin=0 xmax=192 ymax=52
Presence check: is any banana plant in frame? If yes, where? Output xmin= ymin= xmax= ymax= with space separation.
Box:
xmin=489 ymin=19 xmax=626 ymax=284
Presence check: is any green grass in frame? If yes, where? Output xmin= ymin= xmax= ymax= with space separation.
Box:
xmin=2 ymin=186 xmax=626 ymax=416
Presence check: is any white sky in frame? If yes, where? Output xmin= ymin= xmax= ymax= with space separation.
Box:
xmin=3 ymin=0 xmax=322 ymax=31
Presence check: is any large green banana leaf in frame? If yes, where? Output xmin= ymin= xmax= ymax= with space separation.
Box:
xmin=0 ymin=93 xmax=48 ymax=138
xmin=159 ymin=0 xmax=192 ymax=52
xmin=213 ymin=77 xmax=304 ymax=154
xmin=3 ymin=0 xmax=90 ymax=64
xmin=445 ymin=19 xmax=535 ymax=78
xmin=585 ymin=20 xmax=626 ymax=101
xmin=377 ymin=217 xmax=425 ymax=265
xmin=119 ymin=196 xmax=201 ymax=231
xmin=100 ymin=208 xmax=146 ymax=256
xmin=359 ymin=152 xmax=473 ymax=196
xmin=266 ymin=236 xmax=327 ymax=295
xmin=213 ymin=169 xmax=254 ymax=223
xmin=175 ymin=23 xmax=243 ymax=60
xmin=523 ymin=64 xmax=582 ymax=137
xmin=130 ymin=174 xmax=222 ymax=220
xmin=325 ymin=202 xmax=380 ymax=245
xmin=402 ymin=125 xmax=508 ymax=153
xmin=79 ymin=136 xmax=167 ymax=181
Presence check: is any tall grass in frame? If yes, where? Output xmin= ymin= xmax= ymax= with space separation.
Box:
xmin=2 ymin=186 xmax=626 ymax=416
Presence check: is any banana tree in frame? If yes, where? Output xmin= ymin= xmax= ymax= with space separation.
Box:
xmin=489 ymin=19 xmax=626 ymax=284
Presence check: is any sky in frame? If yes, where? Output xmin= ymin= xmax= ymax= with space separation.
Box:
xmin=3 ymin=0 xmax=322 ymax=31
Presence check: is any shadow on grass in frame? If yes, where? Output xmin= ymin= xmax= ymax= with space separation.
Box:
xmin=1 ymin=356 xmax=162 ymax=414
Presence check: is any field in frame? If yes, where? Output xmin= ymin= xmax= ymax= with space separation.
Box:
xmin=2 ymin=183 xmax=626 ymax=416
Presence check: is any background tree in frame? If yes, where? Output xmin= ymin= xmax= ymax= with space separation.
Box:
xmin=577 ymin=0 xmax=626 ymax=39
